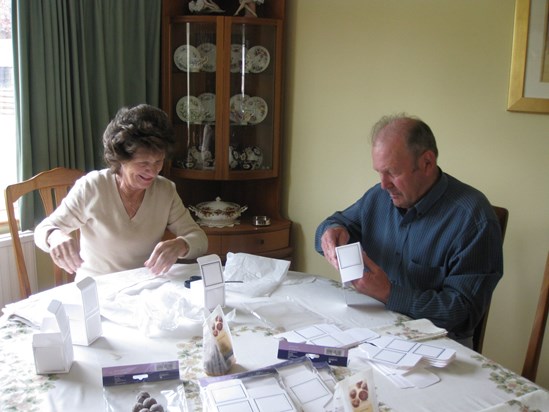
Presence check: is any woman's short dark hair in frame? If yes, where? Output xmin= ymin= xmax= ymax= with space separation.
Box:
xmin=103 ymin=104 xmax=175 ymax=172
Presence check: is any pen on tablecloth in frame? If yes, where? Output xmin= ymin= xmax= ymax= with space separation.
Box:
xmin=184 ymin=276 xmax=243 ymax=288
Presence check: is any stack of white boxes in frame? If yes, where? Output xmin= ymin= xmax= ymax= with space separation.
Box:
xmin=32 ymin=277 xmax=103 ymax=374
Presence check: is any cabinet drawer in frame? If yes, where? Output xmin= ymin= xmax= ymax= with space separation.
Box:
xmin=206 ymin=235 xmax=222 ymax=255
xmin=221 ymin=229 xmax=289 ymax=254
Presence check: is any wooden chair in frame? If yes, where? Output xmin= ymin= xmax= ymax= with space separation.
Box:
xmin=521 ymin=251 xmax=549 ymax=382
xmin=473 ymin=205 xmax=509 ymax=353
xmin=4 ymin=167 xmax=85 ymax=299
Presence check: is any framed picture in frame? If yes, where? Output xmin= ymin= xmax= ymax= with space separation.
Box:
xmin=507 ymin=0 xmax=549 ymax=113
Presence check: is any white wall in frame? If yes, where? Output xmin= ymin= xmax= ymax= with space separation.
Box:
xmin=283 ymin=0 xmax=549 ymax=389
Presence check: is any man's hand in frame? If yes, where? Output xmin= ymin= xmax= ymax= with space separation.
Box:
xmin=48 ymin=229 xmax=83 ymax=274
xmin=145 ymin=237 xmax=189 ymax=275
xmin=320 ymin=226 xmax=350 ymax=269
xmin=351 ymin=251 xmax=391 ymax=304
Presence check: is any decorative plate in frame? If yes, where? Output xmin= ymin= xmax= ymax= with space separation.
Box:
xmin=247 ymin=96 xmax=268 ymax=124
xmin=247 ymin=46 xmax=270 ymax=73
xmin=176 ymin=96 xmax=205 ymax=123
xmin=229 ymin=94 xmax=251 ymax=123
xmin=198 ymin=92 xmax=216 ymax=122
xmin=197 ymin=42 xmax=216 ymax=72
xmin=173 ymin=45 xmax=204 ymax=72
xmin=230 ymin=44 xmax=248 ymax=73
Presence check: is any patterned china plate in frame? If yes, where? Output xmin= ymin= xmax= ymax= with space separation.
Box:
xmin=230 ymin=44 xmax=243 ymax=73
xmin=246 ymin=46 xmax=270 ymax=73
xmin=173 ymin=45 xmax=204 ymax=72
xmin=198 ymin=93 xmax=216 ymax=122
xmin=229 ymin=94 xmax=251 ymax=123
xmin=197 ymin=42 xmax=216 ymax=72
xmin=246 ymin=96 xmax=268 ymax=124
xmin=176 ymin=96 xmax=205 ymax=123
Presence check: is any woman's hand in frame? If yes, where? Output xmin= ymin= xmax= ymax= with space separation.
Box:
xmin=145 ymin=237 xmax=189 ymax=275
xmin=48 ymin=229 xmax=83 ymax=274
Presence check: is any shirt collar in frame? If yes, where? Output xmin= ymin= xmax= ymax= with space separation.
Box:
xmin=412 ymin=167 xmax=447 ymax=217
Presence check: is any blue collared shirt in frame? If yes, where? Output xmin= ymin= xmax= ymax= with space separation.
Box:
xmin=315 ymin=171 xmax=503 ymax=338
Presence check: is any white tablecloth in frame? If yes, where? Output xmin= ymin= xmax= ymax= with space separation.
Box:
xmin=1 ymin=265 xmax=547 ymax=412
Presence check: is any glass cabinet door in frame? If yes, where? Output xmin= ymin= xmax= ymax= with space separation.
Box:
xmin=168 ymin=16 xmax=282 ymax=180
xmin=227 ymin=20 xmax=281 ymax=178
xmin=170 ymin=19 xmax=219 ymax=174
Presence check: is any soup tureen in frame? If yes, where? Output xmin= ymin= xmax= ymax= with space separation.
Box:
xmin=189 ymin=197 xmax=248 ymax=227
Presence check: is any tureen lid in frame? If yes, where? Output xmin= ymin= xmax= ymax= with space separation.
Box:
xmin=196 ymin=197 xmax=241 ymax=212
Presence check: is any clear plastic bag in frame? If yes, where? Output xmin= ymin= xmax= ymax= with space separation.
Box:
xmin=103 ymin=380 xmax=189 ymax=412
xmin=331 ymin=367 xmax=378 ymax=412
xmin=242 ymin=296 xmax=332 ymax=332
xmin=138 ymin=288 xmax=204 ymax=337
xmin=203 ymin=305 xmax=236 ymax=376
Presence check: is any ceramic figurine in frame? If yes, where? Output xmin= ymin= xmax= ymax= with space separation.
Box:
xmin=234 ymin=0 xmax=264 ymax=17
xmin=189 ymin=0 xmax=224 ymax=14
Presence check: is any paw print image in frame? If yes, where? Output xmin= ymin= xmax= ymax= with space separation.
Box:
xmin=132 ymin=391 xmax=165 ymax=412
xmin=212 ymin=315 xmax=224 ymax=337
xmin=349 ymin=380 xmax=371 ymax=411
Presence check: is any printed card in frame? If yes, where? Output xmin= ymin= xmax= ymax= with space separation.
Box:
xmin=198 ymin=254 xmax=226 ymax=311
xmin=336 ymin=242 xmax=365 ymax=283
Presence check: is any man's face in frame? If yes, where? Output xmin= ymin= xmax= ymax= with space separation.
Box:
xmin=372 ymin=124 xmax=434 ymax=209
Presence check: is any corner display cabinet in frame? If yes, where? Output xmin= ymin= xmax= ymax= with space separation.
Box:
xmin=161 ymin=0 xmax=292 ymax=262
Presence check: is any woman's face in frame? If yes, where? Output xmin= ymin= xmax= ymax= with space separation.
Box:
xmin=119 ymin=148 xmax=165 ymax=191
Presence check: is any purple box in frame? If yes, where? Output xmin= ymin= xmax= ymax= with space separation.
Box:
xmin=277 ymin=339 xmax=348 ymax=366
xmin=102 ymin=360 xmax=180 ymax=386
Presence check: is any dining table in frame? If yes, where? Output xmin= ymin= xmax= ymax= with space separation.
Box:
xmin=1 ymin=262 xmax=548 ymax=412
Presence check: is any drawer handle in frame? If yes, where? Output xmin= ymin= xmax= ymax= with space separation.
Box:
xmin=256 ymin=238 xmax=265 ymax=245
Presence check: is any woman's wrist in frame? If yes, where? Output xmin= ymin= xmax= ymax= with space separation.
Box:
xmin=46 ymin=228 xmax=60 ymax=247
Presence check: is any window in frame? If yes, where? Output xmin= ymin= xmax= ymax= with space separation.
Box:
xmin=0 ymin=0 xmax=17 ymax=226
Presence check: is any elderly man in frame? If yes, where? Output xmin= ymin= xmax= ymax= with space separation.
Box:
xmin=315 ymin=114 xmax=503 ymax=348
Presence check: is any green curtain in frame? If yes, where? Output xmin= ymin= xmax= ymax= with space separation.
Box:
xmin=11 ymin=0 xmax=161 ymax=229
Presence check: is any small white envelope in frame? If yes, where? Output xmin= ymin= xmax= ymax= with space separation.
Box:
xmin=197 ymin=254 xmax=225 ymax=311
xmin=336 ymin=242 xmax=364 ymax=283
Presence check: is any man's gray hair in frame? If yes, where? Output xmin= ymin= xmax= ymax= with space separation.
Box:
xmin=371 ymin=113 xmax=439 ymax=159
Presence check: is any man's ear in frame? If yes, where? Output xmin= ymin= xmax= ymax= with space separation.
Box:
xmin=422 ymin=150 xmax=437 ymax=174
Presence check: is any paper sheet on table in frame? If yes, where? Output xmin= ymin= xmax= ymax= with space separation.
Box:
xmin=373 ymin=318 xmax=447 ymax=341
xmin=371 ymin=362 xmax=440 ymax=389
xmin=223 ymin=252 xmax=290 ymax=297
xmin=359 ymin=335 xmax=456 ymax=369
xmin=275 ymin=323 xmax=379 ymax=348
xmin=350 ymin=348 xmax=440 ymax=390
xmin=358 ymin=342 xmax=424 ymax=369
xmin=3 ymin=282 xmax=84 ymax=329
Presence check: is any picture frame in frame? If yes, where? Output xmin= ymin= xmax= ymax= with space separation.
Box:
xmin=507 ymin=0 xmax=549 ymax=113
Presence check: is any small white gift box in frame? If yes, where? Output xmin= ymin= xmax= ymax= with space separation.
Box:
xmin=64 ymin=277 xmax=102 ymax=346
xmin=33 ymin=299 xmax=74 ymax=374
xmin=196 ymin=254 xmax=225 ymax=311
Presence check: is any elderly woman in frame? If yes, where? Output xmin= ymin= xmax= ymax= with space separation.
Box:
xmin=35 ymin=104 xmax=208 ymax=281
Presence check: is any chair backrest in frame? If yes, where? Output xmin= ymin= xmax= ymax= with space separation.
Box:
xmin=4 ymin=167 xmax=85 ymax=299
xmin=473 ymin=205 xmax=509 ymax=353
xmin=521 ymin=251 xmax=549 ymax=382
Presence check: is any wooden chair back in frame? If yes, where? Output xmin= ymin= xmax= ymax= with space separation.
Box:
xmin=521 ymin=251 xmax=549 ymax=382
xmin=4 ymin=167 xmax=85 ymax=299
xmin=473 ymin=205 xmax=509 ymax=353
